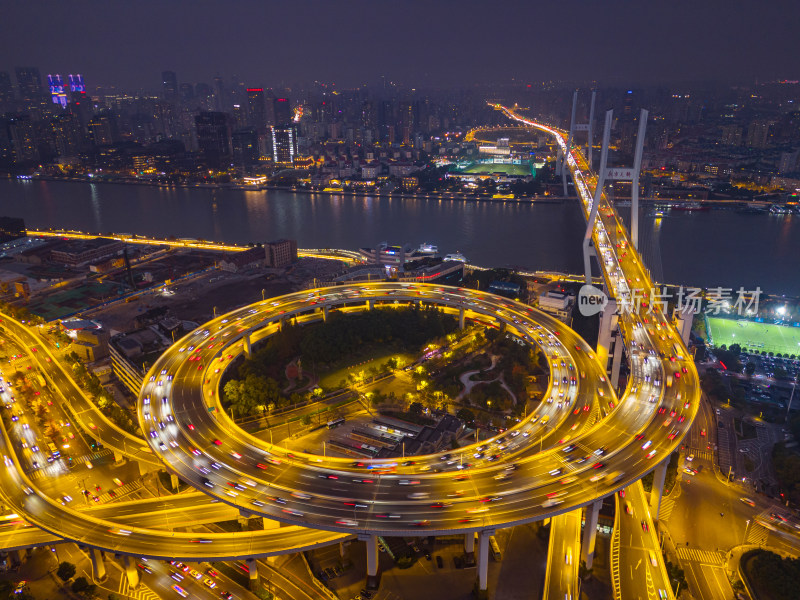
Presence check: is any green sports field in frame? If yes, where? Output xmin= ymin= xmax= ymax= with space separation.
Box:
xmin=706 ymin=316 xmax=800 ymax=357
xmin=457 ymin=162 xmax=533 ymax=176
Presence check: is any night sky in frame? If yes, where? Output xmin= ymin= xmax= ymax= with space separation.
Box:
xmin=2 ymin=0 xmax=798 ymax=89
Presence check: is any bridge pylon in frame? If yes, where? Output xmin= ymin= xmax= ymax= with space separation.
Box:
xmin=562 ymin=90 xmax=596 ymax=194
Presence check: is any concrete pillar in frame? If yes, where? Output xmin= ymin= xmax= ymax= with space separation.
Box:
xmin=113 ymin=450 xmax=124 ymax=464
xmin=367 ymin=299 xmax=374 ymax=311
xmin=581 ymin=499 xmax=602 ymax=570
xmin=459 ymin=307 xmax=465 ymax=330
xmin=340 ymin=541 xmax=350 ymax=558
xmin=243 ymin=333 xmax=252 ymax=358
xmin=170 ymin=473 xmax=179 ymax=490
xmin=121 ymin=555 xmax=139 ymax=589
xmin=361 ymin=534 xmax=380 ymax=589
xmin=610 ymin=330 xmax=624 ymax=390
xmin=89 ymin=548 xmax=106 ymax=582
xmin=477 ymin=530 xmax=494 ymax=591
xmin=464 ymin=531 xmax=475 ymax=554
xmin=239 ymin=509 xmax=252 ymax=529
xmin=246 ymin=558 xmax=259 ymax=591
xmin=323 ymin=305 xmax=329 ymax=322
xmin=650 ymin=460 xmax=669 ymax=518
xmin=14 ymin=549 xmax=27 ymax=565
xmin=278 ymin=317 xmax=285 ymax=331
xmin=596 ymin=299 xmax=618 ymax=372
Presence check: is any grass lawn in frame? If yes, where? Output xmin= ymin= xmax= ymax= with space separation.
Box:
xmin=706 ymin=317 xmax=800 ymax=357
xmin=317 ymin=351 xmax=416 ymax=390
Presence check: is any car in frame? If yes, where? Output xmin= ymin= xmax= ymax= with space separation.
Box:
xmin=641 ymin=520 xmax=649 ymax=532
xmin=649 ymin=551 xmax=658 ymax=566
xmin=220 ymin=593 xmax=233 ymax=600
xmin=213 ymin=439 xmax=222 ymax=446
xmin=202 ymin=577 xmax=216 ymax=589
xmin=172 ymin=585 xmax=188 ymax=598
xmin=112 ymin=477 xmax=123 ymax=487
xmin=625 ymin=503 xmax=633 ymax=515
xmin=686 ymin=454 xmax=694 ymax=462
xmin=137 ymin=563 xmax=152 ymax=574
xmin=700 ymin=428 xmax=706 ymax=436
xmin=641 ymin=440 xmax=652 ymax=450
xmin=740 ymin=497 xmax=756 ymax=507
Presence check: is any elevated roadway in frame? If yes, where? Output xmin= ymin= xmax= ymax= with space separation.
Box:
xmin=0 ymin=104 xmax=699 ymax=599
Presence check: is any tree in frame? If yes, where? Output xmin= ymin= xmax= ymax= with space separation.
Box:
xmin=745 ymin=362 xmax=756 ymax=377
xmin=71 ymin=576 xmax=95 ymax=595
xmin=456 ymin=407 xmax=475 ymax=425
xmin=57 ymin=560 xmax=76 ymax=582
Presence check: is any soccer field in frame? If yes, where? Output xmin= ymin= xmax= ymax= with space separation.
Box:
xmin=707 ymin=317 xmax=800 ymax=357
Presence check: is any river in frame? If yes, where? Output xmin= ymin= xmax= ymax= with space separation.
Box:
xmin=2 ymin=179 xmax=799 ymax=296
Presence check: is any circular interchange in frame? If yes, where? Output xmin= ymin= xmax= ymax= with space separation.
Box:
xmin=138 ymin=281 xmax=699 ymax=537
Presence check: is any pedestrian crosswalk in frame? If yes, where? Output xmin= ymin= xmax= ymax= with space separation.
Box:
xmin=746 ymin=523 xmax=769 ymax=546
xmin=658 ymin=496 xmax=676 ymax=522
xmin=119 ymin=578 xmax=160 ymax=600
xmin=676 ymin=547 xmax=725 ymax=565
xmin=96 ymin=479 xmax=143 ymax=503
xmin=683 ymin=448 xmax=714 ymax=462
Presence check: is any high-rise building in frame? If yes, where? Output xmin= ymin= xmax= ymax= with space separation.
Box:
xmin=0 ymin=71 xmax=14 ymax=110
xmin=265 ymin=89 xmax=276 ymax=126
xmin=47 ymin=74 xmax=68 ymax=108
xmin=746 ymin=120 xmax=771 ymax=149
xmin=68 ymin=74 xmax=85 ymax=94
xmin=195 ymin=112 xmax=231 ymax=168
xmin=246 ymin=88 xmax=267 ymax=134
xmin=5 ymin=113 xmax=38 ymax=162
xmin=14 ymin=67 xmax=43 ymax=108
xmin=720 ymin=124 xmax=742 ymax=146
xmin=51 ymin=113 xmax=83 ymax=158
xmin=162 ymin=71 xmax=178 ymax=100
xmin=274 ymin=97 xmax=292 ymax=126
xmin=231 ymin=127 xmax=259 ymax=166
xmin=179 ymin=83 xmax=194 ymax=103
xmin=212 ymin=77 xmax=225 ymax=112
xmin=195 ymin=83 xmax=213 ymax=110
xmin=271 ymin=124 xmax=297 ymax=164
xmin=87 ymin=113 xmax=114 ymax=146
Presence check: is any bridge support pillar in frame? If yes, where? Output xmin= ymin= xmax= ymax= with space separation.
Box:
xmin=170 ymin=473 xmax=180 ymax=491
xmin=581 ymin=499 xmax=602 ymax=570
xmin=239 ymin=509 xmax=253 ymax=529
xmin=464 ymin=531 xmax=475 ymax=565
xmin=360 ymin=534 xmax=380 ymax=590
xmin=323 ymin=305 xmax=329 ymax=322
xmin=89 ymin=548 xmax=106 ymax=582
xmin=243 ymin=333 xmax=252 ymax=358
xmin=650 ymin=460 xmax=669 ymax=518
xmin=113 ymin=450 xmax=124 ymax=464
xmin=121 ymin=555 xmax=140 ymax=589
xmin=477 ymin=529 xmax=494 ymax=591
xmin=278 ymin=317 xmax=285 ymax=331
xmin=459 ymin=307 xmax=465 ymax=330
xmin=263 ymin=518 xmax=280 ymax=529
xmin=367 ymin=299 xmax=374 ymax=311
xmin=246 ymin=558 xmax=259 ymax=590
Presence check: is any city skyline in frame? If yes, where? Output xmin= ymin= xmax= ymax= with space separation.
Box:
xmin=2 ymin=0 xmax=800 ymax=89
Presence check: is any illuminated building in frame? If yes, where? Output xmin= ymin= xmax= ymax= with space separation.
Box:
xmin=195 ymin=111 xmax=231 ymax=168
xmin=68 ymin=74 xmax=85 ymax=94
xmin=271 ymin=125 xmax=297 ymax=164
xmin=47 ymin=74 xmax=68 ymax=108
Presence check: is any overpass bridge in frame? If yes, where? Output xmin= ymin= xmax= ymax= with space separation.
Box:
xmin=0 ymin=100 xmax=697 ymax=600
